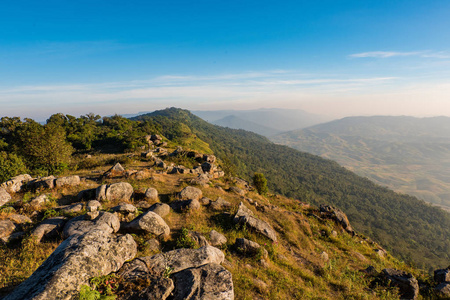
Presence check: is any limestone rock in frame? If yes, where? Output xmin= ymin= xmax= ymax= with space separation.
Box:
xmin=1 ymin=174 xmax=32 ymax=193
xmin=233 ymin=202 xmax=277 ymax=242
xmin=229 ymin=186 xmax=245 ymax=196
xmin=0 ymin=188 xmax=12 ymax=207
xmin=209 ymin=230 xmax=227 ymax=247
xmin=380 ymin=268 xmax=419 ymax=300
xmin=235 ymin=238 xmax=268 ymax=258
xmin=171 ymin=199 xmax=200 ymax=212
xmin=57 ymin=203 xmax=84 ymax=214
xmin=29 ymin=194 xmax=50 ymax=207
xmin=96 ymin=182 xmax=133 ymax=202
xmin=8 ymin=214 xmax=32 ymax=224
xmin=179 ymin=186 xmax=203 ymax=201
xmin=199 ymin=197 xmax=212 ymax=206
xmin=120 ymin=246 xmax=225 ymax=280
xmin=124 ymin=211 xmax=170 ymax=238
xmin=31 ymin=217 xmax=67 ymax=243
xmin=135 ymin=277 xmax=174 ymax=300
xmin=188 ymin=231 xmax=211 ymax=248
xmin=63 ymin=211 xmax=120 ymax=238
xmin=209 ymin=197 xmax=232 ymax=211
xmin=319 ymin=204 xmax=354 ymax=234
xmin=149 ymin=203 xmax=171 ymax=218
xmin=86 ymin=200 xmax=101 ymax=212
xmin=28 ymin=176 xmax=55 ymax=190
xmin=54 ymin=175 xmax=80 ymax=188
xmin=144 ymin=187 xmax=159 ymax=201
xmin=0 ymin=219 xmax=16 ymax=239
xmin=4 ymin=229 xmax=137 ymax=300
xmin=111 ymin=203 xmax=137 ymax=214
xmin=172 ymin=263 xmax=234 ymax=300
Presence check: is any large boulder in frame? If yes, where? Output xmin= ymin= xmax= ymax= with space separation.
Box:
xmin=380 ymin=269 xmax=419 ymax=300
xmin=31 ymin=217 xmax=67 ymax=243
xmin=233 ymin=202 xmax=277 ymax=242
xmin=179 ymin=186 xmax=203 ymax=201
xmin=149 ymin=203 xmax=171 ymax=218
xmin=120 ymin=246 xmax=225 ymax=280
xmin=172 ymin=263 xmax=234 ymax=300
xmin=124 ymin=211 xmax=170 ymax=238
xmin=63 ymin=211 xmax=120 ymax=238
xmin=0 ymin=188 xmax=12 ymax=207
xmin=96 ymin=182 xmax=133 ymax=202
xmin=4 ymin=229 xmax=137 ymax=300
xmin=1 ymin=174 xmax=32 ymax=193
xmin=209 ymin=230 xmax=227 ymax=247
xmin=28 ymin=176 xmax=56 ymax=190
xmin=54 ymin=175 xmax=80 ymax=188
xmin=319 ymin=204 xmax=354 ymax=234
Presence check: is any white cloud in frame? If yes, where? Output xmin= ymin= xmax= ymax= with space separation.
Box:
xmin=349 ymin=50 xmax=450 ymax=59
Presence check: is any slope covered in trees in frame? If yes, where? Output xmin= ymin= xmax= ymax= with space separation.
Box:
xmin=133 ymin=108 xmax=450 ymax=271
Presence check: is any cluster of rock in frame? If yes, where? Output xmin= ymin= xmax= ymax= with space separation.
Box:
xmin=434 ymin=267 xmax=450 ymax=298
xmin=1 ymin=182 xmax=236 ymax=300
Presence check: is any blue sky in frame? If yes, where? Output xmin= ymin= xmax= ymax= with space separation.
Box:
xmin=1 ymin=0 xmax=450 ymax=120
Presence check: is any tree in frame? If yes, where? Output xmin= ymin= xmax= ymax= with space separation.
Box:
xmin=253 ymin=172 xmax=268 ymax=195
xmin=0 ymin=151 xmax=27 ymax=182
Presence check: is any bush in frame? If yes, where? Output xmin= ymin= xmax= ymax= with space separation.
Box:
xmin=0 ymin=151 xmax=27 ymax=182
xmin=253 ymin=172 xmax=268 ymax=195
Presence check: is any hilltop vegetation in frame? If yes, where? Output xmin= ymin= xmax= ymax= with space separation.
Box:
xmin=272 ymin=116 xmax=450 ymax=211
xmin=1 ymin=109 xmax=449 ymax=273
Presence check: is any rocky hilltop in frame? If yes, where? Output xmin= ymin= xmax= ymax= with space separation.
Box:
xmin=1 ymin=139 xmax=449 ymax=299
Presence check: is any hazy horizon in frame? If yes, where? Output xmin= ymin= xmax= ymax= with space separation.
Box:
xmin=1 ymin=1 xmax=450 ymax=121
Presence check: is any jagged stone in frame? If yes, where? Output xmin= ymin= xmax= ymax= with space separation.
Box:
xmin=103 ymin=163 xmax=126 ymax=178
xmin=8 ymin=214 xmax=32 ymax=224
xmin=124 ymin=211 xmax=170 ymax=238
xmin=235 ymin=238 xmax=268 ymax=258
xmin=319 ymin=204 xmax=354 ymax=234
xmin=63 ymin=211 xmax=120 ymax=238
xmin=149 ymin=203 xmax=171 ymax=218
xmin=172 ymin=263 xmax=234 ymax=300
xmin=380 ymin=268 xmax=419 ymax=300
xmin=0 ymin=219 xmax=16 ymax=239
xmin=144 ymin=187 xmax=159 ymax=201
xmin=0 ymin=188 xmax=12 ymax=207
xmin=120 ymin=246 xmax=225 ymax=280
xmin=209 ymin=197 xmax=232 ymax=211
xmin=233 ymin=202 xmax=277 ymax=242
xmin=4 ymin=229 xmax=137 ymax=300
xmin=54 ymin=175 xmax=80 ymax=188
xmin=209 ymin=230 xmax=227 ymax=247
xmin=171 ymin=199 xmax=200 ymax=212
xmin=434 ymin=267 xmax=450 ymax=283
xmin=1 ymin=174 xmax=32 ymax=193
xmin=31 ymin=217 xmax=67 ymax=243
xmin=179 ymin=186 xmax=203 ymax=201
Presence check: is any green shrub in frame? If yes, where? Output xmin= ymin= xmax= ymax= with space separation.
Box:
xmin=253 ymin=172 xmax=268 ymax=195
xmin=0 ymin=151 xmax=27 ymax=182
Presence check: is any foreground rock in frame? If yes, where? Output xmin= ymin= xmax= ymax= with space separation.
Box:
xmin=55 ymin=175 xmax=81 ymax=188
xmin=96 ymin=182 xmax=133 ymax=202
xmin=380 ymin=269 xmax=419 ymax=300
xmin=120 ymin=246 xmax=225 ymax=280
xmin=4 ymin=229 xmax=137 ymax=300
xmin=233 ymin=202 xmax=277 ymax=242
xmin=172 ymin=263 xmax=234 ymax=300
xmin=0 ymin=220 xmax=16 ymax=240
xmin=63 ymin=211 xmax=120 ymax=238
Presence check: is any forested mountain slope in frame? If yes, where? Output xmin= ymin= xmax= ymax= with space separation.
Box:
xmin=272 ymin=116 xmax=450 ymax=211
xmin=133 ymin=108 xmax=450 ymax=271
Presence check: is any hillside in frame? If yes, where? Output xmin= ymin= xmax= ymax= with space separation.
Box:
xmin=1 ymin=134 xmax=447 ymax=299
xmin=271 ymin=116 xmax=450 ymax=211
xmin=192 ymin=108 xmax=329 ymax=136
xmin=131 ymin=109 xmax=450 ymax=271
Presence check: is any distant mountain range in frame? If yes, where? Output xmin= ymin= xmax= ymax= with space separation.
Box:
xmin=272 ymin=116 xmax=450 ymax=211
xmin=192 ymin=108 xmax=330 ymax=136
